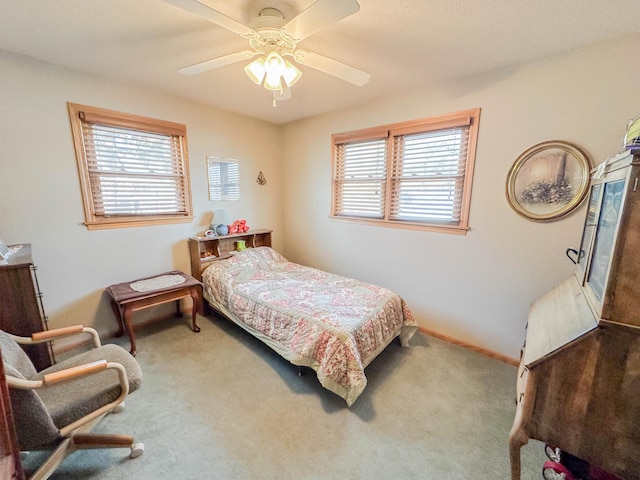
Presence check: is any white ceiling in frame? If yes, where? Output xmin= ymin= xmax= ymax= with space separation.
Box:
xmin=1 ymin=0 xmax=639 ymax=125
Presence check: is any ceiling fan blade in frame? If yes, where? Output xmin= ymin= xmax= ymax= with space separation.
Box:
xmin=179 ymin=50 xmax=256 ymax=75
xmin=163 ymin=0 xmax=254 ymax=37
xmin=293 ymin=50 xmax=370 ymax=86
xmin=283 ymin=0 xmax=360 ymax=42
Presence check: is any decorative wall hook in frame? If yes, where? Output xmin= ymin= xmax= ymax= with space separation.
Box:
xmin=256 ymin=171 xmax=267 ymax=185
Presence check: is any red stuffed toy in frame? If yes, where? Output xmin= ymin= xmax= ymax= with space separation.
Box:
xmin=228 ymin=219 xmax=250 ymax=234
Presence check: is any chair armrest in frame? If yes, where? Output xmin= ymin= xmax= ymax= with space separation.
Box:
xmin=5 ymin=375 xmax=43 ymax=390
xmin=10 ymin=325 xmax=102 ymax=348
xmin=7 ymin=359 xmax=129 ymax=394
xmin=43 ymin=359 xmax=108 ymax=386
xmin=32 ymin=325 xmax=84 ymax=341
xmin=6 ymin=359 xmax=132 ymax=437
xmin=6 ymin=359 xmax=110 ymax=389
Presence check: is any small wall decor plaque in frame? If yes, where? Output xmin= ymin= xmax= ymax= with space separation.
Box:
xmin=506 ymin=141 xmax=592 ymax=222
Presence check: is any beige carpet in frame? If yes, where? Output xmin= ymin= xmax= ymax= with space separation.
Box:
xmin=22 ymin=313 xmax=545 ymax=479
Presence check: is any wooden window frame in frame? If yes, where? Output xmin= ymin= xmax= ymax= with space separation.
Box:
xmin=331 ymin=108 xmax=481 ymax=235
xmin=68 ymin=103 xmax=193 ymax=230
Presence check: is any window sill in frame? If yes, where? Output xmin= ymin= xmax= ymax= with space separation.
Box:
xmin=329 ymin=215 xmax=470 ymax=235
xmin=84 ymin=216 xmax=194 ymax=230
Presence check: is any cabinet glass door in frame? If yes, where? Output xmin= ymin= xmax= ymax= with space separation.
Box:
xmin=576 ymin=183 xmax=602 ymax=283
xmin=587 ymin=179 xmax=625 ymax=302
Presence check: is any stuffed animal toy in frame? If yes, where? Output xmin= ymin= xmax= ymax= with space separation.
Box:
xmin=228 ymin=219 xmax=250 ymax=234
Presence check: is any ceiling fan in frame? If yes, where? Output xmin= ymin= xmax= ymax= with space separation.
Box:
xmin=164 ymin=0 xmax=371 ymax=106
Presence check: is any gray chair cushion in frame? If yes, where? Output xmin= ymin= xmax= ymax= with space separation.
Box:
xmin=0 ymin=330 xmax=59 ymax=450
xmin=0 ymin=330 xmax=37 ymax=378
xmin=34 ymin=344 xmax=143 ymax=429
xmin=3 ymin=362 xmax=61 ymax=450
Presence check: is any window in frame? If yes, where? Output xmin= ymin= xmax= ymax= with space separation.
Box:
xmin=68 ymin=103 xmax=193 ymax=230
xmin=331 ymin=108 xmax=480 ymax=234
xmin=207 ymin=157 xmax=240 ymax=201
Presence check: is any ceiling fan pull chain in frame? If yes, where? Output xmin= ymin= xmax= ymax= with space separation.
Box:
xmin=272 ymin=91 xmax=277 ymax=108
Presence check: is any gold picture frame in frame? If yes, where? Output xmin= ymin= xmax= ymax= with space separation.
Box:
xmin=506 ymin=141 xmax=592 ymax=222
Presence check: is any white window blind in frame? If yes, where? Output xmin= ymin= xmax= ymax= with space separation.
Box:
xmin=390 ymin=126 xmax=470 ymax=223
xmin=82 ymin=123 xmax=188 ymax=216
xmin=68 ymin=103 xmax=192 ymax=229
xmin=207 ymin=157 xmax=240 ymax=201
xmin=331 ymin=109 xmax=480 ymax=234
xmin=334 ymin=138 xmax=387 ymax=218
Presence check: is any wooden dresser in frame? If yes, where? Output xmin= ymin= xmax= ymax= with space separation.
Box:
xmin=0 ymin=244 xmax=52 ymax=370
xmin=509 ymin=151 xmax=640 ymax=480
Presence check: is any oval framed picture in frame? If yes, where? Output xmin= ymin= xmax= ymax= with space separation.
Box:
xmin=506 ymin=141 xmax=592 ymax=222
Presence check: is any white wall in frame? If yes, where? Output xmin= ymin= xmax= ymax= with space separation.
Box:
xmin=280 ymin=34 xmax=640 ymax=360
xmin=3 ymin=34 xmax=640 ymax=361
xmin=0 ymin=50 xmax=283 ymax=340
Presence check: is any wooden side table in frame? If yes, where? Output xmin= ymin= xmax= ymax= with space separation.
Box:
xmin=106 ymin=270 xmax=203 ymax=356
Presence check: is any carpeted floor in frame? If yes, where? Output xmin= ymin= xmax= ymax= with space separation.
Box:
xmin=22 ymin=313 xmax=545 ymax=479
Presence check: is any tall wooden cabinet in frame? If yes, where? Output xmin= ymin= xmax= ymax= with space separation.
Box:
xmin=0 ymin=244 xmax=52 ymax=371
xmin=509 ymin=151 xmax=640 ymax=480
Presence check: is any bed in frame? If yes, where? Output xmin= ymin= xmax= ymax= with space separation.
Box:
xmin=200 ymin=246 xmax=417 ymax=406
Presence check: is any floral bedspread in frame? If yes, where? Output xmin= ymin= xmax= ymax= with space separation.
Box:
xmin=202 ymin=247 xmax=417 ymax=406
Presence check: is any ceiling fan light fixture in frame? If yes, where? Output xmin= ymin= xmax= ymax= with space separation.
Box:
xmin=282 ymin=60 xmax=302 ymax=87
xmin=264 ymin=74 xmax=283 ymax=91
xmin=263 ymin=51 xmax=286 ymax=91
xmin=244 ymin=56 xmax=266 ymax=85
xmin=246 ymin=51 xmax=302 ymax=93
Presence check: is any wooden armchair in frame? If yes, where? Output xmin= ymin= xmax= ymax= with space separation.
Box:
xmin=0 ymin=325 xmax=143 ymax=480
